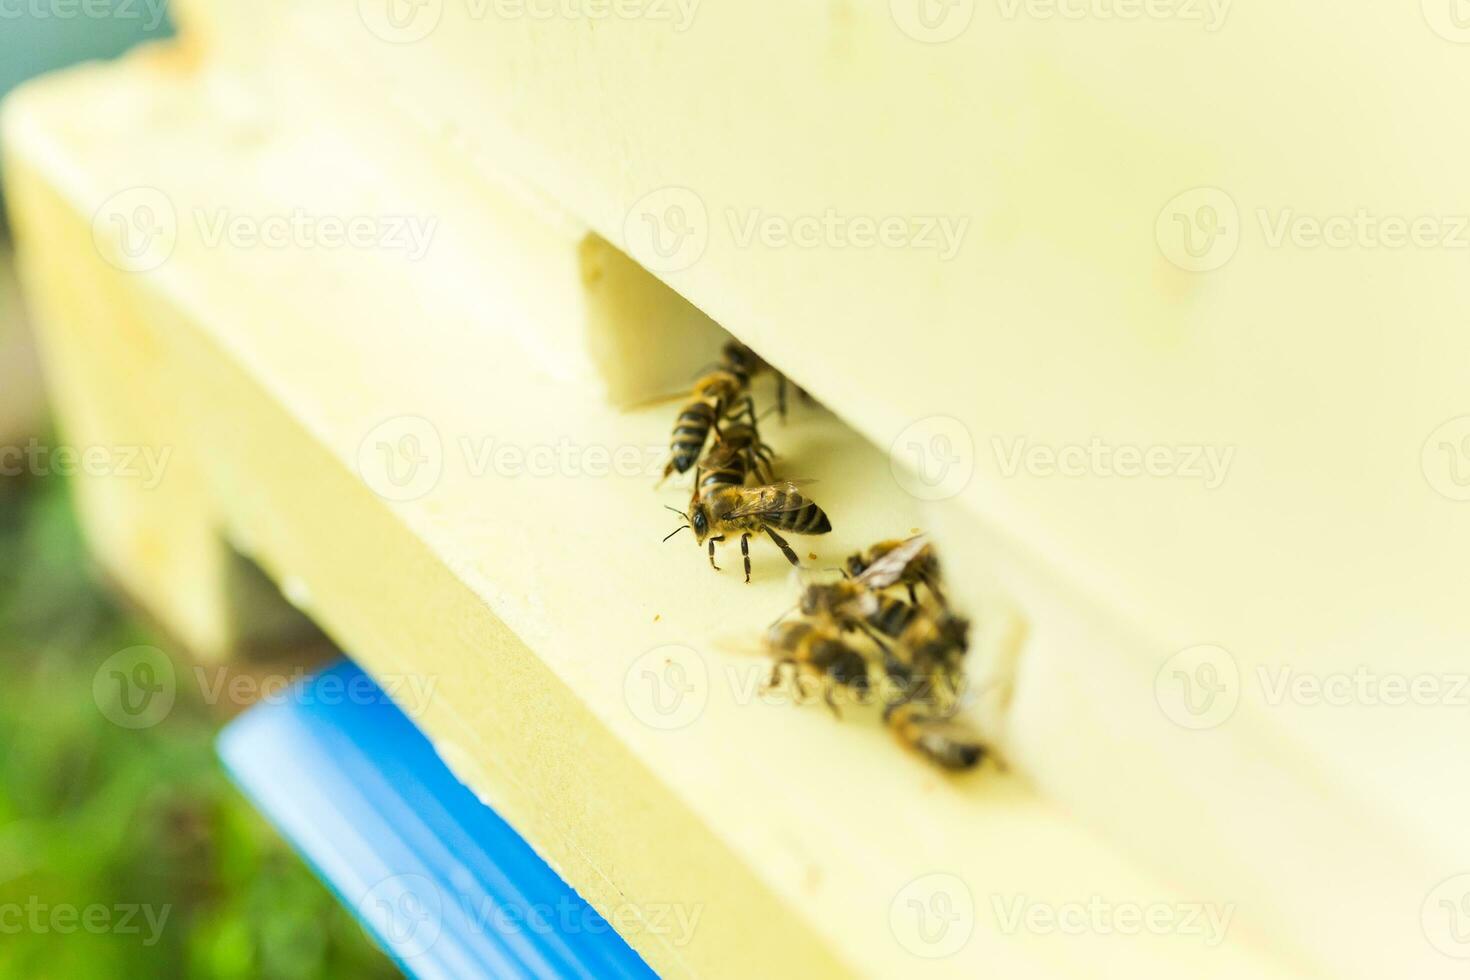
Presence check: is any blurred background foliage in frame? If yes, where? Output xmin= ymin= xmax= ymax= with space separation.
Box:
xmin=0 ymin=469 xmax=399 ymax=978
xmin=0 ymin=7 xmax=393 ymax=976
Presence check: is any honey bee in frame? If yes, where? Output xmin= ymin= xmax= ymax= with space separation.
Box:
xmin=721 ymin=340 xmax=790 ymax=419
xmin=795 ymin=580 xmax=961 ymax=707
xmin=885 ymin=703 xmax=985 ymax=771
xmin=663 ymin=400 xmax=721 ymax=479
xmin=883 ymin=609 xmax=971 ymax=711
xmin=664 ymin=481 xmax=832 ymax=582
xmin=764 ymin=619 xmax=873 ymax=715
xmin=697 ymin=422 xmax=775 ymax=490
xmin=797 ymin=580 xmax=917 ymax=642
xmin=661 ymin=369 xmax=759 ymax=480
xmin=847 ymin=536 xmax=944 ymax=605
xmin=695 ymin=368 xmax=756 ymax=419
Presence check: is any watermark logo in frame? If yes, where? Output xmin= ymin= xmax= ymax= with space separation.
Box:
xmin=192 ymin=667 xmax=440 ymax=714
xmin=995 ymin=0 xmax=1231 ymax=31
xmin=1423 ymin=874 xmax=1470 ymax=958
xmin=890 ymin=873 xmax=974 ymax=958
xmin=1423 ymin=0 xmax=1470 ymax=42
xmin=992 ymin=436 xmax=1234 ymax=488
xmin=359 ymin=874 xmax=444 ymax=959
xmin=890 ymin=0 xmax=975 ymax=42
xmin=92 ymin=187 xmax=178 ymax=274
xmin=890 ymin=416 xmax=975 ymax=501
xmin=1155 ymin=644 xmax=1239 ymax=730
xmin=993 ymin=895 xmax=1235 ymax=945
xmin=458 ymin=436 xmax=665 ymax=480
xmin=357 ymin=416 xmax=445 ymax=502
xmin=0 ymin=0 xmax=170 ymax=30
xmin=1156 ymin=187 xmax=1239 ymax=272
xmin=623 ymin=187 xmax=709 ymax=274
xmin=0 ymin=898 xmax=171 ymax=946
xmin=193 ymin=208 xmax=437 ymax=260
xmin=93 ymin=645 xmax=177 ymax=729
xmin=1423 ymin=416 xmax=1470 ymax=502
xmin=725 ymin=208 xmax=969 ymax=261
xmin=1257 ymin=209 xmax=1470 ymax=251
xmin=0 ymin=439 xmax=172 ymax=489
xmin=624 ymin=644 xmax=708 ymax=730
xmin=358 ymin=0 xmax=444 ymax=42
xmin=1256 ymin=666 xmax=1470 ymax=709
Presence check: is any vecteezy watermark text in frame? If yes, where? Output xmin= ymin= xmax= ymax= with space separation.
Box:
xmin=93 ymin=644 xmax=441 ymax=729
xmin=1257 ymin=666 xmax=1470 ymax=709
xmin=992 ymin=436 xmax=1235 ymax=489
xmin=992 ymin=895 xmax=1235 ymax=946
xmin=0 ymin=898 xmax=170 ymax=947
xmin=359 ymin=873 xmax=702 ymax=962
xmin=356 ymin=415 xmax=669 ymax=502
xmin=995 ymin=0 xmax=1231 ymax=31
xmin=193 ymin=208 xmax=437 ymax=261
xmin=0 ymin=439 xmax=171 ymax=490
xmin=92 ymin=187 xmax=439 ymax=273
xmin=0 ymin=0 xmax=169 ymax=30
xmin=725 ymin=208 xmax=970 ymax=262
xmin=1158 ymin=188 xmax=1470 ymax=273
xmin=357 ymin=0 xmax=700 ymax=44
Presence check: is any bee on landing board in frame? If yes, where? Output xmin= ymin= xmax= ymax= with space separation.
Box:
xmin=846 ymin=536 xmax=945 ymax=605
xmin=697 ymin=422 xmax=776 ymax=490
xmin=881 ymin=609 xmax=971 ymax=714
xmin=764 ymin=619 xmax=873 ymax=716
xmin=756 ymin=534 xmax=989 ymax=771
xmin=884 ymin=703 xmax=985 ymax=771
xmin=720 ymin=340 xmax=793 ymax=420
xmin=663 ymin=481 xmax=832 ymax=582
xmin=793 ymin=576 xmax=964 ymax=710
xmin=660 ymin=368 xmax=759 ymax=481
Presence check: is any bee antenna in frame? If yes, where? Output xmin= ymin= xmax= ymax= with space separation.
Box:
xmin=663 ymin=505 xmax=687 ymax=518
xmin=663 ymin=525 xmax=691 ymax=542
xmin=767 ymin=603 xmax=798 ymax=629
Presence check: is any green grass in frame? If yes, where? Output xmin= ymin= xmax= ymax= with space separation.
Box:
xmin=0 ymin=472 xmax=399 ymax=979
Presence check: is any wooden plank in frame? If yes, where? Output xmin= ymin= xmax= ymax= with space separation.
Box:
xmin=172 ymin=7 xmax=1469 ymax=977
xmin=2 ymin=51 xmax=1299 ymax=979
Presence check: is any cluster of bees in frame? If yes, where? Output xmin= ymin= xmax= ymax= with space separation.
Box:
xmin=660 ymin=341 xmax=831 ymax=582
xmin=768 ymin=536 xmax=985 ymax=771
xmin=659 ymin=342 xmax=984 ymax=772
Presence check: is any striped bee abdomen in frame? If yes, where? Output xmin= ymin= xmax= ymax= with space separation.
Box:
xmin=669 ymin=400 xmax=718 ymax=473
xmin=699 ymin=456 xmax=746 ymax=492
xmin=869 ymin=595 xmax=919 ymax=638
xmin=766 ymin=487 xmax=832 ymax=535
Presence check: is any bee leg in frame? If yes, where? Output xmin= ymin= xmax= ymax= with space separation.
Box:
xmin=764 ymin=527 xmax=801 ymax=567
xmin=708 ymin=535 xmax=724 ymax=571
xmin=735 ymin=395 xmax=759 ymax=428
xmin=907 ymin=583 xmax=918 ymax=605
xmin=764 ymin=658 xmax=792 ymax=693
xmin=885 ymin=679 xmax=916 ymax=721
xmin=823 ymin=682 xmax=843 ymax=719
xmin=741 ymin=533 xmax=752 ymax=583
xmin=776 ymin=374 xmax=788 ymax=421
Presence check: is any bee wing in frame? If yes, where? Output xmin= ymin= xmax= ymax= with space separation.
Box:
xmin=856 ymin=534 xmax=930 ymax=589
xmin=714 ymin=633 xmax=770 ymax=659
xmin=844 ymin=591 xmax=880 ymax=619
xmin=723 ymin=482 xmax=821 ymax=520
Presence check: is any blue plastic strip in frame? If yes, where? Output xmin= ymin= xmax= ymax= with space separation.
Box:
xmin=217 ymin=659 xmax=657 ymax=980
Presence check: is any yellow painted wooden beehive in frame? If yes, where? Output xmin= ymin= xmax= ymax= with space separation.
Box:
xmin=4 ymin=3 xmax=1468 ymax=977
